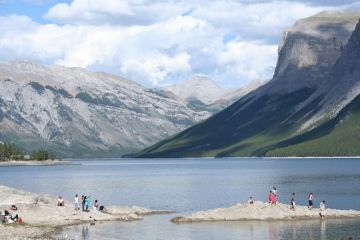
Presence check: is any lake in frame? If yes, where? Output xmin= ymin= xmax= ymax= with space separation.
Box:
xmin=1 ymin=158 xmax=360 ymax=239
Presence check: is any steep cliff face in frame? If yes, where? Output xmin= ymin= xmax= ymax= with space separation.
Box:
xmin=270 ymin=18 xmax=360 ymax=156
xmin=130 ymin=11 xmax=360 ymax=158
xmin=270 ymin=11 xmax=359 ymax=93
xmin=0 ymin=61 xmax=210 ymax=157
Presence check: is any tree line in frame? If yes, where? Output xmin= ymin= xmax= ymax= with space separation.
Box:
xmin=0 ymin=142 xmax=56 ymax=161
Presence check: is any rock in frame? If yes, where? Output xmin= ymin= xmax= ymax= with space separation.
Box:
xmin=170 ymin=202 xmax=360 ymax=223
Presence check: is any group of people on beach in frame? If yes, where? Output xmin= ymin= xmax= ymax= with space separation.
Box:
xmin=57 ymin=194 xmax=105 ymax=212
xmin=288 ymin=192 xmax=326 ymax=217
xmin=74 ymin=194 xmax=105 ymax=212
xmin=0 ymin=205 xmax=22 ymax=224
xmin=248 ymin=187 xmax=327 ymax=218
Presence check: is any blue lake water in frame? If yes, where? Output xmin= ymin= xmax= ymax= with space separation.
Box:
xmin=1 ymin=158 xmax=360 ymax=239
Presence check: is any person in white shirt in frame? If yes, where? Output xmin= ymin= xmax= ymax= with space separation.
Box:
xmin=308 ymin=193 xmax=314 ymax=210
xmin=93 ymin=199 xmax=99 ymax=211
xmin=319 ymin=200 xmax=326 ymax=218
xmin=74 ymin=194 xmax=79 ymax=210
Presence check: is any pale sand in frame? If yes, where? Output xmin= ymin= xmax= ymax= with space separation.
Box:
xmin=0 ymin=160 xmax=73 ymax=167
xmin=0 ymin=185 xmax=173 ymax=239
xmin=171 ymin=201 xmax=360 ymax=223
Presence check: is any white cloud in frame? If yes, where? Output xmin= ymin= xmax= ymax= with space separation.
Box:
xmin=45 ymin=0 xmax=134 ymax=24
xmin=120 ymin=52 xmax=192 ymax=85
xmin=217 ymin=41 xmax=278 ymax=85
xmin=0 ymin=1 xmax=338 ymax=87
xmin=191 ymin=1 xmax=329 ymax=41
xmin=45 ymin=0 xmax=187 ymax=26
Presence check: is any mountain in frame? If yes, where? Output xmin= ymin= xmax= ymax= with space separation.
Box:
xmin=164 ymin=76 xmax=231 ymax=105
xmin=210 ymin=79 xmax=265 ymax=109
xmin=165 ymin=76 xmax=264 ymax=113
xmin=129 ymin=11 xmax=360 ymax=158
xmin=0 ymin=61 xmax=211 ymax=157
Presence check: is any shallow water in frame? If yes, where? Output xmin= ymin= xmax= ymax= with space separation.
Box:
xmin=56 ymin=215 xmax=360 ymax=240
xmin=1 ymin=158 xmax=360 ymax=239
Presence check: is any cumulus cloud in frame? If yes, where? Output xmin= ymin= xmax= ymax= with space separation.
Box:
xmin=45 ymin=0 xmax=134 ymax=24
xmin=45 ymin=0 xmax=187 ymax=26
xmin=0 ymin=1 xmax=339 ymax=87
xmin=191 ymin=1 xmax=328 ymax=42
xmin=217 ymin=41 xmax=278 ymax=85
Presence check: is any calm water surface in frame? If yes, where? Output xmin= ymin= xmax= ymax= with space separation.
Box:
xmin=0 ymin=158 xmax=360 ymax=239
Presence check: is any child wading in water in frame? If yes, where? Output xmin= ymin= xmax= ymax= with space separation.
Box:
xmin=308 ymin=193 xmax=314 ymax=210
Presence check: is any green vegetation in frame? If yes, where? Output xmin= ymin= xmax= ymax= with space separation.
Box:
xmin=267 ymin=95 xmax=360 ymax=157
xmin=0 ymin=142 xmax=56 ymax=161
xmin=128 ymin=88 xmax=318 ymax=158
xmin=31 ymin=149 xmax=56 ymax=161
xmin=130 ymin=89 xmax=360 ymax=158
xmin=0 ymin=142 xmax=25 ymax=160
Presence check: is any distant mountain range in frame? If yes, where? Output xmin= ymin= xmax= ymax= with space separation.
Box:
xmin=164 ymin=76 xmax=264 ymax=113
xmin=0 ymin=62 xmax=212 ymax=157
xmin=130 ymin=11 xmax=360 ymax=157
xmin=0 ymin=61 xmax=259 ymax=157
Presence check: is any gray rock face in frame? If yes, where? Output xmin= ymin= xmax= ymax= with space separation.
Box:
xmin=308 ymin=18 xmax=360 ymax=122
xmin=237 ymin=11 xmax=360 ymax=128
xmin=0 ymin=61 xmax=210 ymax=157
xmin=271 ymin=11 xmax=359 ymax=93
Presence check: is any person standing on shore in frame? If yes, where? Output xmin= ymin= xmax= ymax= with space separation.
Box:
xmin=290 ymin=193 xmax=296 ymax=210
xmin=85 ymin=196 xmax=90 ymax=212
xmin=57 ymin=196 xmax=65 ymax=207
xmin=74 ymin=194 xmax=79 ymax=210
xmin=271 ymin=187 xmax=277 ymax=196
xmin=319 ymin=200 xmax=326 ymax=218
xmin=81 ymin=195 xmax=85 ymax=212
xmin=308 ymin=193 xmax=314 ymax=210
xmin=93 ymin=199 xmax=99 ymax=211
xmin=268 ymin=191 xmax=272 ymax=203
xmin=270 ymin=187 xmax=277 ymax=205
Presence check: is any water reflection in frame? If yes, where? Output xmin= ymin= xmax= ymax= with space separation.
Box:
xmin=55 ymin=215 xmax=360 ymax=240
xmin=320 ymin=219 xmax=326 ymax=240
xmin=81 ymin=226 xmax=89 ymax=240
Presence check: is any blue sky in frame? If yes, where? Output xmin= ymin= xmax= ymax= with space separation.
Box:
xmin=0 ymin=0 xmax=68 ymax=23
xmin=0 ymin=0 xmax=359 ymax=88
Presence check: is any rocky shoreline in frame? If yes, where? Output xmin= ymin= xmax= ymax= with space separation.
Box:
xmin=171 ymin=202 xmax=360 ymax=223
xmin=0 ymin=160 xmax=74 ymax=167
xmin=0 ymin=185 xmax=173 ymax=239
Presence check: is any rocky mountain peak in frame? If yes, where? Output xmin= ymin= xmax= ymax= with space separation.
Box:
xmin=165 ymin=75 xmax=233 ymax=104
xmin=270 ymin=11 xmax=360 ymax=94
xmin=0 ymin=62 xmax=212 ymax=157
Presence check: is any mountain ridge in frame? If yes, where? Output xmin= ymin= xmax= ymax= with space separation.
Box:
xmin=0 ymin=61 xmax=212 ymax=157
xmin=128 ymin=11 xmax=360 ymax=158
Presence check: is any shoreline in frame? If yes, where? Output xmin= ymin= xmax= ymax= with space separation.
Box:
xmin=71 ymin=156 xmax=360 ymax=161
xmin=0 ymin=160 xmax=75 ymax=167
xmin=171 ymin=202 xmax=360 ymax=223
xmin=0 ymin=184 xmax=173 ymax=240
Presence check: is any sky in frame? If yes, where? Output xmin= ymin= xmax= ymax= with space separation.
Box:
xmin=0 ymin=0 xmax=359 ymax=88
